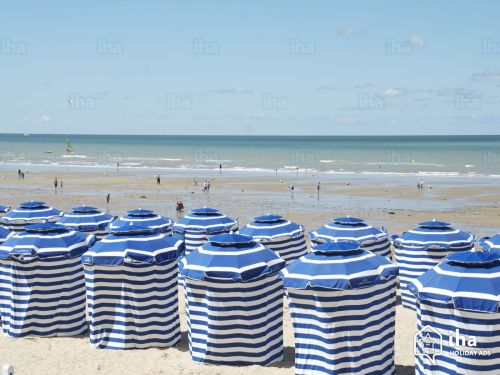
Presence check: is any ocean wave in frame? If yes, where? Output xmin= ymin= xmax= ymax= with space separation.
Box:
xmin=62 ymin=154 xmax=87 ymax=158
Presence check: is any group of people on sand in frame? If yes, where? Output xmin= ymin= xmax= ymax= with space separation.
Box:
xmin=53 ymin=177 xmax=63 ymax=190
xmin=17 ymin=169 xmax=25 ymax=179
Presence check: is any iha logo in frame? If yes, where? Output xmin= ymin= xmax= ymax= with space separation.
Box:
xmin=414 ymin=325 xmax=443 ymax=364
xmin=415 ymin=326 xmax=491 ymax=364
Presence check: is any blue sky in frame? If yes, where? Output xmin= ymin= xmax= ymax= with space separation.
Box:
xmin=1 ymin=0 xmax=499 ymax=135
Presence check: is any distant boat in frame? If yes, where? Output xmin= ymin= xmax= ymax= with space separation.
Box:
xmin=65 ymin=138 xmax=73 ymax=154
xmin=45 ymin=150 xmax=53 ymax=154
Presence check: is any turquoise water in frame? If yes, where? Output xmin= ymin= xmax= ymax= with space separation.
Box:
xmin=0 ymin=134 xmax=499 ymax=177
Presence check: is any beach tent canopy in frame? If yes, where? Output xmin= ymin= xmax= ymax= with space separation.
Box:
xmin=107 ymin=208 xmax=173 ymax=234
xmin=309 ymin=216 xmax=392 ymax=258
xmin=83 ymin=222 xmax=183 ymax=266
xmin=238 ymin=214 xmax=307 ymax=264
xmin=409 ymin=251 xmax=500 ymax=374
xmin=179 ymin=233 xmax=285 ymax=281
xmin=0 ymin=223 xmax=95 ymax=260
xmin=0 ymin=205 xmax=10 ymax=214
xmin=0 ymin=222 xmax=94 ymax=337
xmin=0 ymin=226 xmax=13 ymax=244
xmin=393 ymin=219 xmax=474 ymax=310
xmin=0 ymin=201 xmax=62 ymax=230
xmin=173 ymin=207 xmax=238 ymax=254
xmin=179 ymin=233 xmax=286 ymax=365
xmin=281 ymin=240 xmax=398 ymax=290
xmin=280 ymin=240 xmax=398 ymax=375
xmin=479 ymin=233 xmax=500 ymax=252
xmin=57 ymin=205 xmax=113 ymax=236
xmin=82 ymin=222 xmax=185 ymax=350
xmin=409 ymin=251 xmax=500 ymax=313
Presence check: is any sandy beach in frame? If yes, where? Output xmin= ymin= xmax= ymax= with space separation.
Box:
xmin=1 ymin=168 xmax=499 ymax=374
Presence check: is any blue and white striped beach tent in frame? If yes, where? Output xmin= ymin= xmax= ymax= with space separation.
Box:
xmin=108 ymin=209 xmax=173 ymax=235
xmin=479 ymin=233 xmax=500 ymax=252
xmin=238 ymin=214 xmax=307 ymax=264
xmin=409 ymin=251 xmax=500 ymax=374
xmin=309 ymin=216 xmax=392 ymax=259
xmin=280 ymin=241 xmax=399 ymax=375
xmin=82 ymin=222 xmax=184 ymax=350
xmin=179 ymin=233 xmax=286 ymax=365
xmin=0 ymin=205 xmax=10 ymax=217
xmin=0 ymin=226 xmax=13 ymax=244
xmin=58 ymin=205 xmax=114 ymax=240
xmin=173 ymin=207 xmax=238 ymax=255
xmin=393 ymin=219 xmax=474 ymax=310
xmin=0 ymin=223 xmax=94 ymax=337
xmin=0 ymin=201 xmax=62 ymax=232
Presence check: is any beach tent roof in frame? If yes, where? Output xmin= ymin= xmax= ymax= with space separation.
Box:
xmin=409 ymin=251 xmax=500 ymax=313
xmin=58 ymin=205 xmax=114 ymax=231
xmin=239 ymin=214 xmax=304 ymax=240
xmin=309 ymin=215 xmax=386 ymax=245
xmin=173 ymin=207 xmax=238 ymax=235
xmin=479 ymin=234 xmax=500 ymax=252
xmin=82 ymin=222 xmax=184 ymax=266
xmin=107 ymin=209 xmax=172 ymax=233
xmin=393 ymin=219 xmax=473 ymax=249
xmin=178 ymin=233 xmax=285 ymax=282
xmin=280 ymin=240 xmax=398 ymax=290
xmin=0 ymin=205 xmax=10 ymax=214
xmin=0 ymin=222 xmax=94 ymax=260
xmin=0 ymin=226 xmax=13 ymax=243
xmin=1 ymin=201 xmax=62 ymax=224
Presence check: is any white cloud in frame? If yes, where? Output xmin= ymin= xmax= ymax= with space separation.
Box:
xmin=337 ymin=26 xmax=369 ymax=37
xmin=35 ymin=115 xmax=50 ymax=124
xmin=408 ymin=36 xmax=425 ymax=47
xmin=471 ymin=71 xmax=500 ymax=81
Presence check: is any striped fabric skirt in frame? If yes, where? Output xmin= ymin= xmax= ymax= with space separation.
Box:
xmin=262 ymin=235 xmax=307 ymax=265
xmin=286 ymin=280 xmax=397 ymax=375
xmin=396 ymin=246 xmax=470 ymax=310
xmin=84 ymin=261 xmax=180 ymax=349
xmin=363 ymin=236 xmax=392 ymax=260
xmin=0 ymin=256 xmax=87 ymax=337
xmin=416 ymin=298 xmax=500 ymax=374
xmin=184 ymin=274 xmax=284 ymax=365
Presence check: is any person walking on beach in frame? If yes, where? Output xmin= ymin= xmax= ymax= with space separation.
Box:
xmin=17 ymin=169 xmax=21 ymax=179
xmin=317 ymin=182 xmax=321 ymax=195
xmin=106 ymin=193 xmax=110 ymax=204
xmin=60 ymin=180 xmax=63 ymax=190
xmin=203 ymin=180 xmax=208 ymax=192
xmin=219 ymin=164 xmax=222 ymax=174
xmin=54 ymin=177 xmax=58 ymax=190
xmin=156 ymin=175 xmax=161 ymax=185
xmin=194 ymin=177 xmax=198 ymax=186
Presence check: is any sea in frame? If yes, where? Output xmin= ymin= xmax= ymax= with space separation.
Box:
xmin=0 ymin=134 xmax=499 ymax=180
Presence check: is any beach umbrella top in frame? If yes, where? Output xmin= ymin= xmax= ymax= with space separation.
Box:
xmin=173 ymin=207 xmax=238 ymax=234
xmin=0 ymin=205 xmax=10 ymax=214
xmin=280 ymin=240 xmax=398 ymax=290
xmin=58 ymin=205 xmax=114 ymax=232
xmin=239 ymin=214 xmax=304 ymax=240
xmin=82 ymin=222 xmax=184 ymax=266
xmin=309 ymin=216 xmax=387 ymax=245
xmin=409 ymin=250 xmax=500 ymax=313
xmin=0 ymin=226 xmax=13 ymax=243
xmin=0 ymin=222 xmax=95 ymax=260
xmin=479 ymin=234 xmax=500 ymax=252
xmin=178 ymin=233 xmax=285 ymax=281
xmin=393 ymin=219 xmax=474 ymax=248
xmin=0 ymin=201 xmax=62 ymax=224
xmin=107 ymin=208 xmax=172 ymax=233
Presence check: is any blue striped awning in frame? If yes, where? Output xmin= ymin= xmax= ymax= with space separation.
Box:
xmin=280 ymin=241 xmax=398 ymax=289
xmin=239 ymin=214 xmax=304 ymax=239
xmin=0 ymin=226 xmax=13 ymax=244
xmin=107 ymin=209 xmax=173 ymax=234
xmin=309 ymin=216 xmax=392 ymax=258
xmin=0 ymin=201 xmax=62 ymax=227
xmin=178 ymin=233 xmax=285 ymax=281
xmin=0 ymin=223 xmax=95 ymax=260
xmin=173 ymin=207 xmax=238 ymax=235
xmin=409 ymin=251 xmax=500 ymax=313
xmin=58 ymin=205 xmax=114 ymax=232
xmin=82 ymin=222 xmax=184 ymax=266
xmin=479 ymin=234 xmax=500 ymax=252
